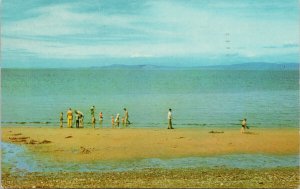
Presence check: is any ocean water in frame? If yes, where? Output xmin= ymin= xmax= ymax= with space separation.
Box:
xmin=1 ymin=68 xmax=299 ymax=128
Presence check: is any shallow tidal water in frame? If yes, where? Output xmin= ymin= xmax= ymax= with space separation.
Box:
xmin=2 ymin=142 xmax=299 ymax=174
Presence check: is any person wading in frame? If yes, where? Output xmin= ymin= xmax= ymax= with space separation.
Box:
xmin=168 ymin=108 xmax=174 ymax=129
xmin=67 ymin=108 xmax=73 ymax=128
xmin=123 ymin=108 xmax=131 ymax=126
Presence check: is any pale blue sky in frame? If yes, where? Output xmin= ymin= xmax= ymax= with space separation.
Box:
xmin=2 ymin=0 xmax=299 ymax=68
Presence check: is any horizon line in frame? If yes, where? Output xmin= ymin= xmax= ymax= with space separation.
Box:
xmin=1 ymin=62 xmax=299 ymax=69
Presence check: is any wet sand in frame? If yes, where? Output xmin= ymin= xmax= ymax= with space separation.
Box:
xmin=1 ymin=127 xmax=299 ymax=162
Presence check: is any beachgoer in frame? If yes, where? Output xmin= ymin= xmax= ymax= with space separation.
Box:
xmin=123 ymin=108 xmax=130 ymax=126
xmin=168 ymin=108 xmax=174 ymax=129
xmin=241 ymin=118 xmax=247 ymax=134
xmin=121 ymin=117 xmax=125 ymax=127
xmin=115 ymin=113 xmax=120 ymax=127
xmin=90 ymin=106 xmax=95 ymax=126
xmin=99 ymin=112 xmax=103 ymax=128
xmin=77 ymin=110 xmax=84 ymax=128
xmin=75 ymin=110 xmax=80 ymax=128
xmin=92 ymin=116 xmax=96 ymax=128
xmin=67 ymin=108 xmax=73 ymax=128
xmin=90 ymin=106 xmax=95 ymax=116
xmin=111 ymin=115 xmax=115 ymax=128
xmin=60 ymin=112 xmax=63 ymax=128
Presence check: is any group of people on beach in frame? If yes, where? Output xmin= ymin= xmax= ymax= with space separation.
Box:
xmin=60 ymin=107 xmax=246 ymax=133
xmin=59 ymin=106 xmax=131 ymax=128
xmin=110 ymin=108 xmax=131 ymax=128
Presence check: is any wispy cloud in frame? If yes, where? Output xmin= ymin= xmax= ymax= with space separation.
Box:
xmin=2 ymin=0 xmax=299 ymax=67
xmin=264 ymin=43 xmax=299 ymax=49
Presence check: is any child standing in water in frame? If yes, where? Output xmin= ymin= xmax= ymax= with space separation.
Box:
xmin=92 ymin=116 xmax=96 ymax=128
xmin=90 ymin=105 xmax=96 ymax=128
xmin=111 ymin=115 xmax=115 ymax=128
xmin=79 ymin=111 xmax=84 ymax=128
xmin=60 ymin=112 xmax=63 ymax=128
xmin=122 ymin=117 xmax=125 ymax=128
xmin=75 ymin=110 xmax=84 ymax=128
xmin=115 ymin=113 xmax=120 ymax=127
xmin=99 ymin=112 xmax=103 ymax=128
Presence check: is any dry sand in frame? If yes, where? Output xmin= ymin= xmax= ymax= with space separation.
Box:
xmin=2 ymin=127 xmax=299 ymax=162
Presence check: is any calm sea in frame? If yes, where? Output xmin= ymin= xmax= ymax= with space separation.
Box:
xmin=1 ymin=68 xmax=299 ymax=128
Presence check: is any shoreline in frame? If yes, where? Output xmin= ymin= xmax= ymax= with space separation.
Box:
xmin=1 ymin=123 xmax=299 ymax=128
xmin=2 ymin=125 xmax=298 ymax=130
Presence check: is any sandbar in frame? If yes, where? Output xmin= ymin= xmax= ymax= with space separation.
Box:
xmin=2 ymin=127 xmax=299 ymax=162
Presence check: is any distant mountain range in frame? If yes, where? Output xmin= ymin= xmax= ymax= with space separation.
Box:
xmin=202 ymin=63 xmax=299 ymax=70
xmin=100 ymin=64 xmax=162 ymax=69
xmin=99 ymin=63 xmax=299 ymax=70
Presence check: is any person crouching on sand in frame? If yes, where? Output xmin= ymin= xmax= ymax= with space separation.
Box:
xmin=241 ymin=118 xmax=247 ymax=134
xmin=67 ymin=108 xmax=73 ymax=128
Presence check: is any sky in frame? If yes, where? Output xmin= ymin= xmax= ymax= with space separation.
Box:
xmin=1 ymin=0 xmax=299 ymax=68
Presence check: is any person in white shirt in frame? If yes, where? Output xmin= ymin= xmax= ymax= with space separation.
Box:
xmin=123 ymin=108 xmax=131 ymax=126
xmin=77 ymin=110 xmax=84 ymax=128
xmin=115 ymin=113 xmax=120 ymax=127
xmin=75 ymin=110 xmax=84 ymax=128
xmin=168 ymin=108 xmax=174 ymax=129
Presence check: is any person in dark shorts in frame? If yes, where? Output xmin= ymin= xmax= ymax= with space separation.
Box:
xmin=241 ymin=118 xmax=247 ymax=134
xmin=60 ymin=112 xmax=63 ymax=128
xmin=75 ymin=110 xmax=80 ymax=128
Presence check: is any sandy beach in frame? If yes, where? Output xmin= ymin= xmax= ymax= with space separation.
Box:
xmin=2 ymin=126 xmax=299 ymax=188
xmin=2 ymin=127 xmax=299 ymax=162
